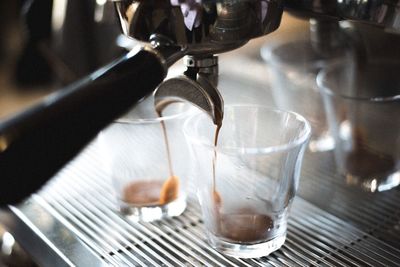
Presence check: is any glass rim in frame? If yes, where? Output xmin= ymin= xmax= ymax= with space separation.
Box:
xmin=316 ymin=60 xmax=400 ymax=102
xmin=183 ymin=104 xmax=311 ymax=155
xmin=260 ymin=38 xmax=327 ymax=70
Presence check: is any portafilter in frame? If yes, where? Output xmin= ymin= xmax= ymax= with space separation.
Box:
xmin=0 ymin=0 xmax=283 ymax=204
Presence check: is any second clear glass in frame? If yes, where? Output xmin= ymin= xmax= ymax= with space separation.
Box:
xmin=261 ymin=36 xmax=341 ymax=152
xmin=317 ymin=60 xmax=400 ymax=192
xmin=98 ymin=97 xmax=193 ymax=222
xmin=184 ymin=105 xmax=311 ymax=258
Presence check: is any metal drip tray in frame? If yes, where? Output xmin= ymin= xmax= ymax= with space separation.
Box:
xmin=1 ymin=65 xmax=400 ymax=266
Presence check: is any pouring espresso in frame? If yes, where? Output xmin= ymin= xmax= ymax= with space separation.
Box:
xmin=0 ymin=0 xmax=282 ymax=205
xmin=1 ymin=0 xmax=397 ymax=205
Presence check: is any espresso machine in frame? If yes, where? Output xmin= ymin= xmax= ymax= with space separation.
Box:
xmin=0 ymin=0 xmax=400 ymax=265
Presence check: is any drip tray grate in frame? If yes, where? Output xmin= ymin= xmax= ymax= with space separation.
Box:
xmin=2 ymin=69 xmax=400 ymax=266
xmin=18 ymin=141 xmax=396 ymax=266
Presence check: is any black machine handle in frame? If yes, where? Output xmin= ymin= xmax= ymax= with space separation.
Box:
xmin=0 ymin=48 xmax=166 ymax=205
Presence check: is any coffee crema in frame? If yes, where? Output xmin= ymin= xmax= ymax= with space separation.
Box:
xmin=215 ymin=208 xmax=274 ymax=243
xmin=123 ymin=176 xmax=179 ymax=206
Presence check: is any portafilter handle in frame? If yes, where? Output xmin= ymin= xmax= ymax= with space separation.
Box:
xmin=0 ymin=46 xmax=168 ymax=205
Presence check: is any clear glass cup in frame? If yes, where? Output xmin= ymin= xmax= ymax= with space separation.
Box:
xmin=184 ymin=105 xmax=311 ymax=258
xmin=98 ymin=97 xmax=193 ymax=221
xmin=261 ymin=37 xmax=344 ymax=152
xmin=317 ymin=60 xmax=400 ymax=192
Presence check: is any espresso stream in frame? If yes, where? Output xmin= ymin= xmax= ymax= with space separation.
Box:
xmin=157 ymin=113 xmax=180 ymax=204
xmin=212 ymin=124 xmax=274 ymax=243
xmin=122 ymin=110 xmax=179 ymax=206
xmin=123 ymin=107 xmax=273 ymax=242
xmin=212 ymin=125 xmax=222 ymax=206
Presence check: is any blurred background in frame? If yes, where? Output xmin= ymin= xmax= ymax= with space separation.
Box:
xmin=0 ymin=0 xmax=126 ymax=119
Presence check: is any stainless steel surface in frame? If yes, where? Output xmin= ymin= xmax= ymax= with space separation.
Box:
xmin=1 ymin=57 xmax=399 ymax=265
xmin=0 ymin=198 xmax=104 ymax=267
xmin=114 ymin=0 xmax=283 ymax=55
xmin=285 ymin=0 xmax=400 ymax=32
xmin=114 ymin=0 xmax=400 ymax=64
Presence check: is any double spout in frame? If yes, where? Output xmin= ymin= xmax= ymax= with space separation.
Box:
xmin=155 ymin=55 xmax=224 ymax=127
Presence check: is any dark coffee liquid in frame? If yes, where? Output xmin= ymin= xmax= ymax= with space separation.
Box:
xmin=346 ymin=128 xmax=395 ymax=178
xmin=212 ymin=125 xmax=274 ymax=242
xmin=123 ymin=180 xmax=165 ymax=205
xmin=122 ymin=109 xmax=179 ymax=206
xmin=216 ymin=208 xmax=274 ymax=243
xmin=345 ymin=147 xmax=395 ymax=178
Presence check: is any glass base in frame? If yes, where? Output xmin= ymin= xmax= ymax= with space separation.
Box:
xmin=208 ymin=233 xmax=286 ymax=258
xmin=119 ymin=196 xmax=186 ymax=222
xmin=345 ymin=171 xmax=400 ymax=193
xmin=308 ymin=133 xmax=335 ymax=152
